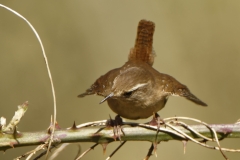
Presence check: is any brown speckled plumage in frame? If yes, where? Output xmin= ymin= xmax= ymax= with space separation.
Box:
xmin=78 ymin=20 xmax=207 ymax=120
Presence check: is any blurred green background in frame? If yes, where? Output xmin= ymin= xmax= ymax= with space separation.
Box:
xmin=0 ymin=1 xmax=240 ymax=160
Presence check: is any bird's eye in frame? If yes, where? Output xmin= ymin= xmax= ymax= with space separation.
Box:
xmin=123 ymin=91 xmax=133 ymax=97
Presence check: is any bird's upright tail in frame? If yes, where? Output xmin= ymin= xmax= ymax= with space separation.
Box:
xmin=128 ymin=19 xmax=155 ymax=66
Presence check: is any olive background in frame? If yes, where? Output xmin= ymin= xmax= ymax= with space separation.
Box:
xmin=0 ymin=1 xmax=240 ymax=160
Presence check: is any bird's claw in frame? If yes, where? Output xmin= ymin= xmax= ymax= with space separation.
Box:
xmin=106 ymin=115 xmax=124 ymax=141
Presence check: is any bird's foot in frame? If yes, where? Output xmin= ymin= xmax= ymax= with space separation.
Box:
xmin=148 ymin=113 xmax=165 ymax=127
xmin=106 ymin=115 xmax=124 ymax=141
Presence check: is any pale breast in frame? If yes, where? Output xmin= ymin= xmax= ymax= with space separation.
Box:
xmin=107 ymin=97 xmax=168 ymax=120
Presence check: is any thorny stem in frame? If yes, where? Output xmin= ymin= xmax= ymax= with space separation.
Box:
xmin=1 ymin=121 xmax=240 ymax=160
xmin=1 ymin=123 xmax=240 ymax=152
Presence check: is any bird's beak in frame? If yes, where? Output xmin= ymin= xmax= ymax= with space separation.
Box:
xmin=99 ymin=93 xmax=114 ymax=104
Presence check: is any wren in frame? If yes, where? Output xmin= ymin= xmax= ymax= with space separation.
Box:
xmin=78 ymin=20 xmax=207 ymax=120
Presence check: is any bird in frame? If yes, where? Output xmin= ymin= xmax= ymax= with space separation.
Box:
xmin=78 ymin=19 xmax=207 ymax=120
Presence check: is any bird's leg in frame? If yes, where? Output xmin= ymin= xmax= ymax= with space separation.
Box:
xmin=148 ymin=113 xmax=164 ymax=141
xmin=106 ymin=115 xmax=124 ymax=141
xmin=146 ymin=113 xmax=164 ymax=157
xmin=148 ymin=113 xmax=165 ymax=140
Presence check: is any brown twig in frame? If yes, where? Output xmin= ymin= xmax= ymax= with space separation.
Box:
xmin=106 ymin=141 xmax=127 ymax=160
xmin=144 ymin=143 xmax=154 ymax=160
xmin=75 ymin=143 xmax=99 ymax=160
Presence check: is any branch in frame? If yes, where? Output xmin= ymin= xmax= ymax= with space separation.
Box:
xmin=1 ymin=122 xmax=240 ymax=151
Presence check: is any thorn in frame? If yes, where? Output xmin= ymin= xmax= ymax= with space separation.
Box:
xmin=55 ymin=121 xmax=61 ymax=129
xmin=47 ymin=117 xmax=60 ymax=134
xmin=13 ymin=126 xmax=18 ymax=139
xmin=182 ymin=140 xmax=187 ymax=154
xmin=174 ymin=115 xmax=178 ymax=121
xmin=47 ymin=127 xmax=51 ymax=134
xmin=9 ymin=142 xmax=14 ymax=148
xmin=101 ymin=143 xmax=108 ymax=154
xmin=71 ymin=121 xmax=77 ymax=130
